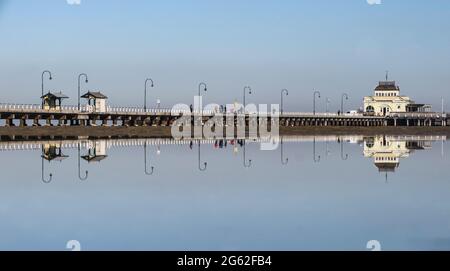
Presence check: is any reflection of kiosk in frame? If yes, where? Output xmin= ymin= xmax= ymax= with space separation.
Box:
xmin=41 ymin=143 xmax=69 ymax=162
xmin=81 ymin=140 xmax=108 ymax=163
xmin=81 ymin=91 xmax=108 ymax=113
xmin=41 ymin=92 xmax=69 ymax=111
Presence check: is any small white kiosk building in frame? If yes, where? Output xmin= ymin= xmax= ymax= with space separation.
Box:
xmin=81 ymin=91 xmax=108 ymax=113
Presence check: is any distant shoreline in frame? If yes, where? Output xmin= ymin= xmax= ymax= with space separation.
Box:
xmin=0 ymin=126 xmax=449 ymax=138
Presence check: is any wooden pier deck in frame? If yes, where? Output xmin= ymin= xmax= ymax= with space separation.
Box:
xmin=0 ymin=103 xmax=448 ymax=128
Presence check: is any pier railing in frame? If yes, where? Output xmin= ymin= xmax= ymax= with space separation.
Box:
xmin=387 ymin=112 xmax=446 ymax=118
xmin=0 ymin=103 xmax=86 ymax=114
xmin=0 ymin=103 xmax=215 ymax=115
xmin=281 ymin=112 xmax=365 ymax=117
xmin=0 ymin=103 xmax=447 ymax=120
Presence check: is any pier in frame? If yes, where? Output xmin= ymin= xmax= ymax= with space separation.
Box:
xmin=0 ymin=103 xmax=447 ymax=128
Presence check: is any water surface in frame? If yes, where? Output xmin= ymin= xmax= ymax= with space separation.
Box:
xmin=0 ymin=135 xmax=449 ymax=251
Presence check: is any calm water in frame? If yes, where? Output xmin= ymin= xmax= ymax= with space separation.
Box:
xmin=0 ymin=135 xmax=450 ymax=251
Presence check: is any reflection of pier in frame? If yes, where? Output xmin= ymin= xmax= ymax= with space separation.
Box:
xmin=0 ymin=135 xmax=445 ymax=184
xmin=0 ymin=135 xmax=446 ymax=152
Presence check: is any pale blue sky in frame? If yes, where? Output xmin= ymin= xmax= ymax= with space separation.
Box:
xmin=0 ymin=0 xmax=450 ymax=111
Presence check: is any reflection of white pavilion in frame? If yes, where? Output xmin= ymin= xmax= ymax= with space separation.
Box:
xmin=363 ymin=136 xmax=432 ymax=173
xmin=41 ymin=143 xmax=69 ymax=162
xmin=82 ymin=140 xmax=108 ymax=163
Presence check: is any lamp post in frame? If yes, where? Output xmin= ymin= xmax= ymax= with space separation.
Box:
xmin=78 ymin=73 xmax=88 ymax=111
xmin=281 ymin=89 xmax=289 ymax=114
xmin=41 ymin=70 xmax=53 ymax=109
xmin=78 ymin=142 xmax=88 ymax=181
xmin=243 ymin=86 xmax=252 ymax=114
xmin=313 ymin=90 xmax=321 ymax=115
xmin=341 ymin=93 xmax=349 ymax=114
xmin=144 ymin=78 xmax=154 ymax=111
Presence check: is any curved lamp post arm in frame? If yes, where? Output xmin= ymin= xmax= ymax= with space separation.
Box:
xmin=198 ymin=141 xmax=207 ymax=171
xmin=313 ymin=90 xmax=321 ymax=115
xmin=341 ymin=93 xmax=349 ymax=113
xmin=144 ymin=78 xmax=154 ymax=111
xmin=198 ymin=83 xmax=207 ymax=114
xmin=243 ymin=86 xmax=252 ymax=113
xmin=243 ymin=142 xmax=252 ymax=168
xmin=144 ymin=143 xmax=155 ymax=175
xmin=41 ymin=70 xmax=53 ymax=109
xmin=326 ymin=98 xmax=331 ymax=113
xmin=78 ymin=73 xmax=88 ymax=111
xmin=281 ymin=89 xmax=289 ymax=114
xmin=198 ymin=82 xmax=207 ymax=97
xmin=78 ymin=143 xmax=88 ymax=181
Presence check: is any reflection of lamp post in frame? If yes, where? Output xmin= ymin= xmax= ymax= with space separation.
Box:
xmin=326 ymin=140 xmax=331 ymax=156
xmin=41 ymin=148 xmax=53 ymax=184
xmin=78 ymin=142 xmax=88 ymax=181
xmin=41 ymin=70 xmax=53 ymax=109
xmin=144 ymin=78 xmax=154 ymax=111
xmin=243 ymin=86 xmax=252 ymax=113
xmin=313 ymin=90 xmax=321 ymax=115
xmin=341 ymin=93 xmax=349 ymax=114
xmin=243 ymin=141 xmax=252 ymax=168
xmin=313 ymin=137 xmax=320 ymax=163
xmin=78 ymin=73 xmax=88 ymax=111
xmin=340 ymin=138 xmax=348 ymax=160
xmin=198 ymin=141 xmax=207 ymax=171
xmin=281 ymin=137 xmax=288 ymax=165
xmin=281 ymin=89 xmax=288 ymax=114
xmin=144 ymin=142 xmax=154 ymax=175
